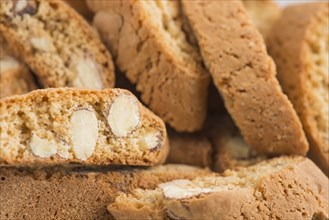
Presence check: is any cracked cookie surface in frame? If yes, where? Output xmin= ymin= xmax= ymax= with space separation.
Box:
xmin=0 ymin=88 xmax=168 ymax=166
xmin=89 ymin=0 xmax=210 ymax=132
xmin=182 ymin=0 xmax=308 ymax=155
xmin=0 ymin=0 xmax=115 ymax=89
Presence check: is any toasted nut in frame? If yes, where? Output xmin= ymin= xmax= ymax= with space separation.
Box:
xmin=30 ymin=36 xmax=55 ymax=52
xmin=13 ymin=0 xmax=37 ymax=16
xmin=223 ymin=136 xmax=250 ymax=159
xmin=0 ymin=56 xmax=20 ymax=74
xmin=70 ymin=109 xmax=99 ymax=160
xmin=159 ymin=179 xmax=213 ymax=199
xmin=72 ymin=58 xmax=103 ymax=89
xmin=57 ymin=141 xmax=70 ymax=159
xmin=30 ymin=134 xmax=57 ymax=158
xmin=139 ymin=131 xmax=161 ymax=150
xmin=107 ymin=94 xmax=140 ymax=137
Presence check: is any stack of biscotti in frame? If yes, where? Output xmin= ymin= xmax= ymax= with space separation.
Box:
xmin=0 ymin=164 xmax=211 ymax=219
xmin=1 ymin=0 xmax=329 ymax=219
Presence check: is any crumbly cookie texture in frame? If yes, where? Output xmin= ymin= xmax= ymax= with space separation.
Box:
xmin=166 ymin=130 xmax=212 ymax=168
xmin=64 ymin=0 xmax=93 ymax=21
xmin=268 ymin=3 xmax=329 ymax=176
xmin=0 ymin=164 xmax=211 ymax=220
xmin=0 ymin=0 xmax=115 ymax=89
xmin=242 ymin=0 xmax=281 ymax=40
xmin=109 ymin=157 xmax=329 ymax=220
xmin=206 ymin=115 xmax=266 ymax=172
xmin=0 ymin=88 xmax=168 ymax=166
xmin=182 ymin=0 xmax=308 ymax=155
xmin=0 ymin=38 xmax=38 ymax=98
xmin=89 ymin=0 xmax=210 ymax=132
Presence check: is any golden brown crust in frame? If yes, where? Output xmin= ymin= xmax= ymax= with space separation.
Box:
xmin=0 ymin=0 xmax=115 ymax=89
xmin=0 ymin=88 xmax=168 ymax=166
xmin=268 ymin=3 xmax=329 ymax=176
xmin=0 ymin=164 xmax=211 ymax=219
xmin=90 ymin=0 xmax=210 ymax=132
xmin=182 ymin=0 xmax=308 ymax=155
xmin=108 ymin=157 xmax=329 ymax=219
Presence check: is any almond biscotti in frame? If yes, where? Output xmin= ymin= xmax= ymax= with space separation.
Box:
xmin=0 ymin=164 xmax=211 ymax=220
xmin=182 ymin=0 xmax=308 ymax=155
xmin=0 ymin=38 xmax=38 ymax=99
xmin=109 ymin=157 xmax=329 ymax=220
xmin=242 ymin=0 xmax=281 ymax=40
xmin=0 ymin=88 xmax=168 ymax=166
xmin=268 ymin=3 xmax=329 ymax=175
xmin=206 ymin=115 xmax=266 ymax=172
xmin=88 ymin=0 xmax=210 ymax=132
xmin=0 ymin=0 xmax=115 ymax=89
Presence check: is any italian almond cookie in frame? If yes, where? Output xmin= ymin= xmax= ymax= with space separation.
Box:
xmin=182 ymin=0 xmax=308 ymax=155
xmin=0 ymin=37 xmax=38 ymax=99
xmin=88 ymin=0 xmax=210 ymax=132
xmin=0 ymin=164 xmax=211 ymax=220
xmin=0 ymin=88 xmax=168 ymax=166
xmin=206 ymin=115 xmax=266 ymax=172
xmin=242 ymin=0 xmax=281 ymax=40
xmin=268 ymin=3 xmax=329 ymax=175
xmin=0 ymin=0 xmax=115 ymax=89
xmin=108 ymin=156 xmax=329 ymax=220
xmin=166 ymin=130 xmax=213 ymax=168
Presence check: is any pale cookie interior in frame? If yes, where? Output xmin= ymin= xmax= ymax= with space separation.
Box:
xmin=0 ymin=90 xmax=164 ymax=164
xmin=0 ymin=0 xmax=112 ymax=88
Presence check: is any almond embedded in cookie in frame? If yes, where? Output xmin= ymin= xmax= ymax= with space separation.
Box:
xmin=0 ymin=88 xmax=169 ymax=166
xmin=0 ymin=0 xmax=115 ymax=90
xmin=89 ymin=0 xmax=210 ymax=132
xmin=108 ymin=157 xmax=329 ymax=219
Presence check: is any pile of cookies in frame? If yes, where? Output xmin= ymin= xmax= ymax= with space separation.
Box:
xmin=0 ymin=0 xmax=328 ymax=219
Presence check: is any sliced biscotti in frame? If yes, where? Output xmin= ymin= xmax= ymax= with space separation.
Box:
xmin=109 ymin=157 xmax=329 ymax=220
xmin=0 ymin=164 xmax=211 ymax=220
xmin=0 ymin=37 xmax=38 ymax=98
xmin=182 ymin=1 xmax=308 ymax=155
xmin=206 ymin=115 xmax=266 ymax=172
xmin=0 ymin=88 xmax=168 ymax=166
xmin=268 ymin=3 xmax=329 ymax=175
xmin=0 ymin=0 xmax=114 ymax=89
xmin=166 ymin=130 xmax=212 ymax=168
xmin=88 ymin=0 xmax=210 ymax=132
xmin=242 ymin=0 xmax=281 ymax=40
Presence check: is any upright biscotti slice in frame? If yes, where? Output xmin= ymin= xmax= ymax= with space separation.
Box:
xmin=109 ymin=157 xmax=329 ymax=220
xmin=0 ymin=38 xmax=38 ymax=98
xmin=0 ymin=88 xmax=168 ymax=166
xmin=0 ymin=164 xmax=211 ymax=220
xmin=268 ymin=3 xmax=329 ymax=175
xmin=182 ymin=1 xmax=308 ymax=155
xmin=0 ymin=0 xmax=114 ymax=89
xmin=88 ymin=0 xmax=210 ymax=132
xmin=206 ymin=115 xmax=266 ymax=172
xmin=242 ymin=0 xmax=281 ymax=40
